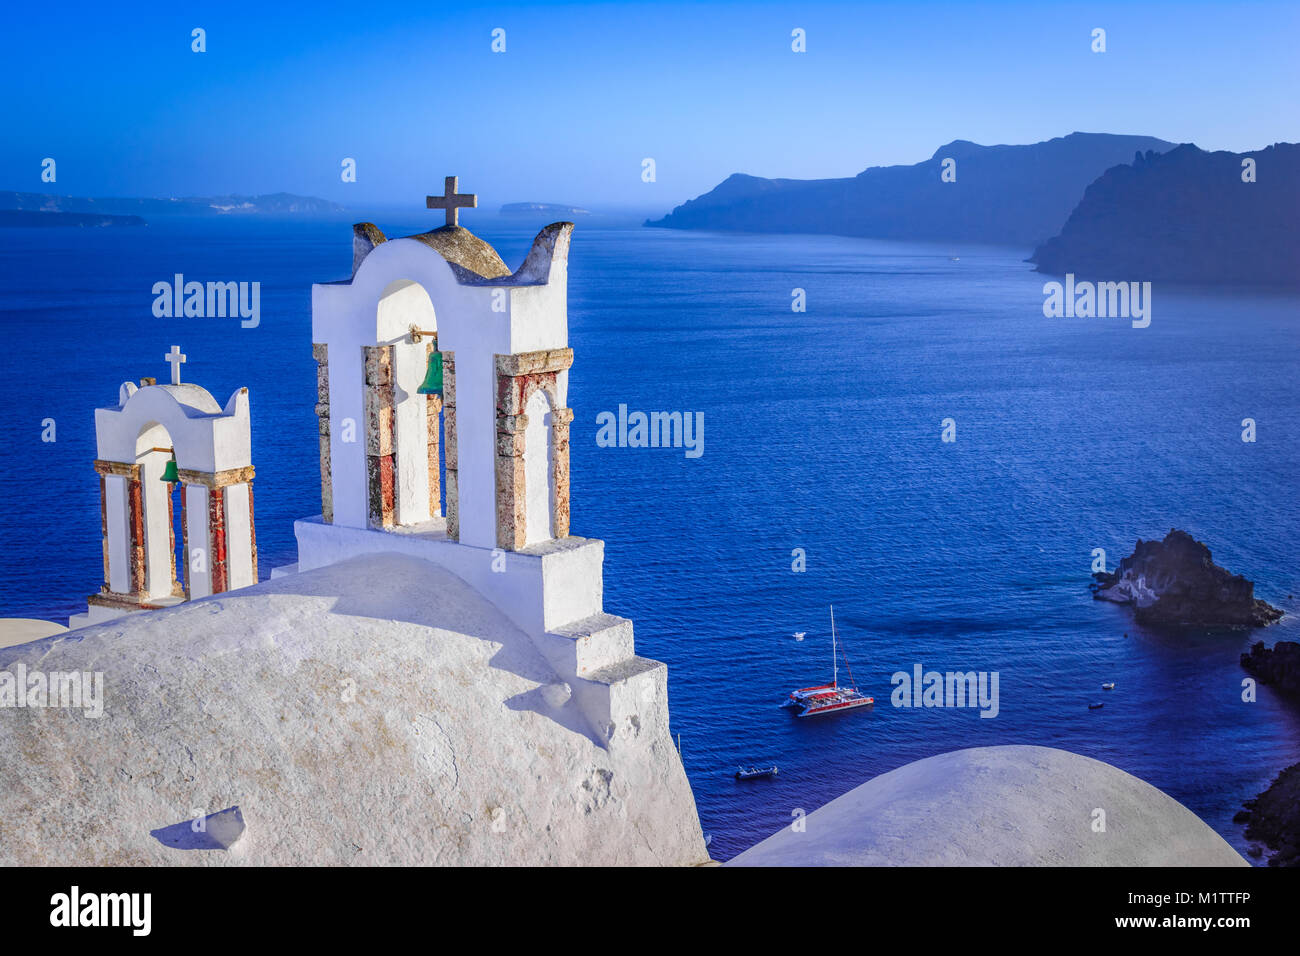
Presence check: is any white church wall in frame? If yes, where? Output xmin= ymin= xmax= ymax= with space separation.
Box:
xmin=523 ymin=388 xmax=554 ymax=546
xmin=508 ymin=283 xmax=568 ymax=354
xmin=138 ymin=447 xmax=173 ymax=599
xmin=541 ymin=539 xmax=604 ymax=632
xmin=105 ymin=475 xmax=131 ymax=595
xmin=224 ymin=483 xmax=254 ymax=590
xmin=186 ymin=485 xmax=212 ymax=599
xmin=455 ymin=348 xmax=498 ymax=548
xmin=293 ymin=518 xmax=605 ymax=640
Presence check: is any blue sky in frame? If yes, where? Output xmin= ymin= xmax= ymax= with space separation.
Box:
xmin=2 ymin=0 xmax=1296 ymax=213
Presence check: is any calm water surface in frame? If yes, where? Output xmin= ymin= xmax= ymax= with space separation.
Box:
xmin=1 ymin=217 xmax=1297 ymax=862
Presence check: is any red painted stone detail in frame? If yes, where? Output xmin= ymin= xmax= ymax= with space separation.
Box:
xmin=167 ymin=480 xmax=177 ymax=588
xmin=208 ymin=487 xmax=228 ymax=595
xmin=367 ymin=454 xmax=395 ymax=527
xmin=128 ymin=478 xmax=145 ymax=595
xmin=99 ymin=475 xmax=110 ymax=587
xmin=181 ymin=484 xmax=190 ymax=597
xmin=247 ymin=482 xmax=258 ymax=581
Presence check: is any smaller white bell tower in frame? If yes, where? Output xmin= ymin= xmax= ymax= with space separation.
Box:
xmin=70 ymin=348 xmax=258 ymax=628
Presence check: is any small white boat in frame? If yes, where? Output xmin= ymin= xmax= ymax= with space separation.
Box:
xmin=1102 ymin=682 xmax=1115 ymax=690
xmin=735 ymin=766 xmax=779 ymax=781
xmin=793 ymin=631 xmax=806 ymax=642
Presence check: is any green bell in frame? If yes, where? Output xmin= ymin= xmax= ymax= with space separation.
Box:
xmin=417 ymin=351 xmax=444 ymax=395
xmin=160 ymin=454 xmax=179 ymax=483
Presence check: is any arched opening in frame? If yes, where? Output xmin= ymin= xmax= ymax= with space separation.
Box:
xmin=522 ymin=387 xmax=555 ymax=546
xmin=135 ymin=422 xmax=182 ymax=600
xmin=373 ymin=279 xmax=449 ymax=531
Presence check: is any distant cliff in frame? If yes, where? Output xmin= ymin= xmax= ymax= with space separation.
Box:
xmin=1031 ymin=143 xmax=1300 ymax=286
xmin=646 ymin=132 xmax=1173 ymax=246
xmin=0 ymin=190 xmax=346 ymax=218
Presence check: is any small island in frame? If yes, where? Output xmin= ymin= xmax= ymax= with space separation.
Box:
xmin=1091 ymin=529 xmax=1282 ymax=629
xmin=0 ymin=209 xmax=145 ymax=228
xmin=499 ymin=202 xmax=590 ymax=216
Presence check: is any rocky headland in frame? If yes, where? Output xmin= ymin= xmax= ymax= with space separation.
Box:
xmin=1238 ymin=763 xmax=1300 ymax=867
xmin=1030 ymin=142 xmax=1300 ymax=287
xmin=1091 ymin=529 xmax=1282 ymax=630
xmin=1242 ymin=640 xmax=1300 ymax=699
xmin=1239 ymin=640 xmax=1300 ymax=865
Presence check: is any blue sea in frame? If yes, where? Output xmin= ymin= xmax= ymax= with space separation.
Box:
xmin=1 ymin=216 xmax=1298 ymax=863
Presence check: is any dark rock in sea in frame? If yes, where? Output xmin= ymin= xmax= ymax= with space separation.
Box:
xmin=1243 ymin=763 xmax=1300 ymax=867
xmin=1091 ymin=529 xmax=1282 ymax=630
xmin=1241 ymin=640 xmax=1300 ymax=702
xmin=1233 ymin=809 xmax=1253 ymax=824
xmin=1030 ymin=142 xmax=1300 ymax=287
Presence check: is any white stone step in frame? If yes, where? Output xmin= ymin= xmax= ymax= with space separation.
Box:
xmin=573 ymin=656 xmax=669 ymax=748
xmin=544 ymin=612 xmax=634 ymax=678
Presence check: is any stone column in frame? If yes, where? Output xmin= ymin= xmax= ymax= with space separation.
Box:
xmin=363 ymin=345 xmax=396 ymax=529
xmin=208 ymin=485 xmax=228 ymax=594
xmin=442 ymin=350 xmax=459 ymax=541
xmin=183 ymin=482 xmax=213 ymax=599
xmin=93 ymin=460 xmax=138 ymax=595
xmin=426 ymin=399 xmax=443 ymax=518
xmin=178 ymin=465 xmax=256 ymax=598
xmin=495 ymin=410 xmax=529 ymax=551
xmin=493 ymin=348 xmax=574 ymax=551
xmin=180 ymin=483 xmax=191 ymax=597
xmin=313 ymin=342 xmax=332 ymax=523
xmin=166 ymin=477 xmax=178 ymax=590
xmin=98 ymin=474 xmax=110 ymax=590
xmin=90 ymin=459 xmax=143 ymax=609
xmin=246 ymin=481 xmax=259 ymax=582
xmin=550 ymin=407 xmax=574 ymax=539
xmin=127 ymin=472 xmax=145 ymax=596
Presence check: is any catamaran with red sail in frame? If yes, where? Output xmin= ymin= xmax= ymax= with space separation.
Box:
xmin=781 ymin=605 xmax=873 ymax=717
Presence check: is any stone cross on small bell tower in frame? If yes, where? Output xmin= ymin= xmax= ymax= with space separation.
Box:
xmin=426 ymin=176 xmax=477 ymax=228
xmin=165 ymin=345 xmax=186 ymax=385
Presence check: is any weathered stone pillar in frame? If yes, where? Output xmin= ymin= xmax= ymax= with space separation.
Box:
xmin=178 ymin=465 xmax=256 ymax=598
xmin=441 ymin=350 xmax=459 ymax=541
xmin=208 ymin=485 xmax=228 ymax=594
xmin=426 ymin=390 xmax=443 ymax=519
xmin=98 ymin=474 xmax=110 ymax=590
xmin=495 ymin=410 xmax=529 ymax=551
xmin=493 ymin=348 xmax=574 ymax=551
xmin=246 ymin=481 xmax=259 ymax=582
xmin=550 ymin=407 xmax=574 ymax=539
xmin=89 ymin=459 xmax=148 ymax=610
xmin=180 ymin=483 xmax=191 ymax=597
xmin=93 ymin=459 xmax=139 ymax=596
xmin=313 ymin=342 xmax=332 ymax=523
xmin=127 ymin=472 xmax=145 ymax=596
xmin=363 ymin=345 xmax=396 ymax=529
xmin=166 ymin=477 xmax=178 ymax=589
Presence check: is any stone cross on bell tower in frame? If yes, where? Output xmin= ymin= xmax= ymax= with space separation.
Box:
xmin=426 ymin=175 xmax=477 ymax=228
